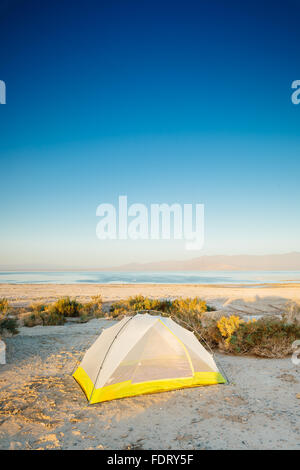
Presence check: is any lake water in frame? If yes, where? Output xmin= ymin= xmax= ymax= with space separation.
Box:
xmin=0 ymin=270 xmax=300 ymax=285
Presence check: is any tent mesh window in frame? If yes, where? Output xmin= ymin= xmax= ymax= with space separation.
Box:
xmin=104 ymin=320 xmax=193 ymax=386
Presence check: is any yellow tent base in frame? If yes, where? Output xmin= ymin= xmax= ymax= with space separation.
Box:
xmin=73 ymin=366 xmax=226 ymax=404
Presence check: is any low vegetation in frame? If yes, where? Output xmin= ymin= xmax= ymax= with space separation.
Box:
xmin=0 ymin=297 xmax=19 ymax=336
xmin=186 ymin=315 xmax=299 ymax=358
xmin=201 ymin=315 xmax=299 ymax=357
xmin=23 ymin=310 xmax=66 ymax=327
xmin=79 ymin=295 xmax=104 ymax=322
xmin=109 ymin=295 xmax=172 ymax=318
xmin=223 ymin=317 xmax=300 ymax=357
xmin=216 ymin=315 xmax=256 ymax=347
xmin=1 ymin=294 xmax=299 ymax=358
xmin=48 ymin=297 xmax=82 ymax=317
xmin=23 ymin=295 xmax=104 ymax=326
xmin=109 ymin=295 xmax=213 ymax=318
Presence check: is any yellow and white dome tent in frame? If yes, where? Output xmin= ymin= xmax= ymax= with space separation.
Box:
xmin=73 ymin=313 xmax=226 ymax=404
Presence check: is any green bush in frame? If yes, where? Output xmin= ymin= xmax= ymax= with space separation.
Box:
xmin=191 ymin=317 xmax=300 ymax=358
xmin=0 ymin=316 xmax=19 ymax=335
xmin=0 ymin=298 xmax=19 ymax=335
xmin=23 ymin=310 xmax=66 ymax=327
xmin=227 ymin=318 xmax=300 ymax=357
xmin=48 ymin=297 xmax=82 ymax=317
xmin=24 ymin=295 xmax=104 ymax=326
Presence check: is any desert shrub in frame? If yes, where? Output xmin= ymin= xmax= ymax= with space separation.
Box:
xmin=216 ymin=315 xmax=256 ymax=348
xmin=172 ymin=297 xmax=212 ymax=313
xmin=109 ymin=295 xmax=173 ymax=318
xmin=0 ymin=298 xmax=18 ymax=336
xmin=23 ymin=310 xmax=65 ymax=327
xmin=0 ymin=298 xmax=9 ymax=318
xmin=80 ymin=295 xmax=104 ymax=318
xmin=170 ymin=297 xmax=213 ymax=322
xmin=194 ymin=316 xmax=300 ymax=358
xmin=0 ymin=316 xmax=19 ymax=335
xmin=29 ymin=302 xmax=47 ymax=313
xmin=48 ymin=297 xmax=82 ymax=317
xmin=39 ymin=310 xmax=65 ymax=326
xmin=217 ymin=315 xmax=242 ymax=340
xmin=226 ymin=318 xmax=300 ymax=357
xmin=23 ymin=312 xmax=43 ymax=327
xmin=24 ymin=297 xmax=82 ymax=326
xmin=109 ymin=295 xmax=213 ymax=319
xmin=24 ymin=295 xmax=104 ymax=326
xmin=91 ymin=294 xmax=103 ymax=312
xmin=197 ymin=322 xmax=222 ymax=349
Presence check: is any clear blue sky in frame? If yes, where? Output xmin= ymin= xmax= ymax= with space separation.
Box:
xmin=0 ymin=0 xmax=300 ymax=267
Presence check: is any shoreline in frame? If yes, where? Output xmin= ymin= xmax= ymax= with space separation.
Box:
xmin=1 ymin=282 xmax=300 ymax=286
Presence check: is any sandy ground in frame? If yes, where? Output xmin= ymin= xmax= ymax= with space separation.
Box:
xmin=0 ymin=318 xmax=299 ymax=450
xmin=1 ymin=282 xmax=300 ymax=316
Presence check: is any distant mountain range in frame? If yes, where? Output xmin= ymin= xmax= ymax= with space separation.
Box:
xmin=1 ymin=252 xmax=300 ymax=271
xmin=102 ymin=252 xmax=300 ymax=271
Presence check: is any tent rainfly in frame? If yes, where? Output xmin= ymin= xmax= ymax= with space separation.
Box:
xmin=73 ymin=313 xmax=226 ymax=404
